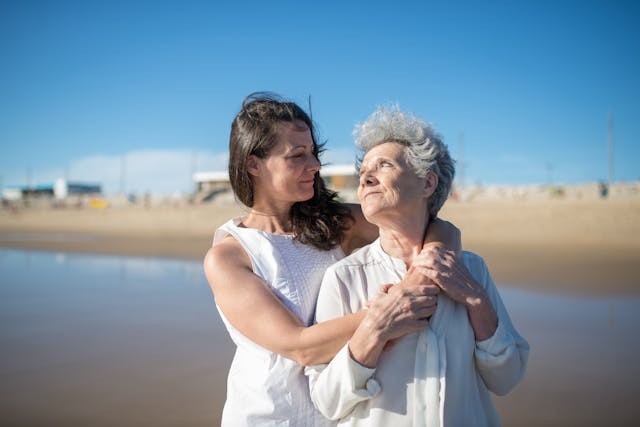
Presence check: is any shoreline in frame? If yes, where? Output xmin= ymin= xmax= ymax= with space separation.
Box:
xmin=1 ymin=199 xmax=639 ymax=295
xmin=1 ymin=231 xmax=638 ymax=296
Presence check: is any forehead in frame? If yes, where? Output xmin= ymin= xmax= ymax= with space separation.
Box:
xmin=362 ymin=141 xmax=407 ymax=163
xmin=270 ymin=120 xmax=313 ymax=153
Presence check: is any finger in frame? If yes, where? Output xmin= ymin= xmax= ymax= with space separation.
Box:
xmin=401 ymin=266 xmax=434 ymax=288
xmin=420 ymin=245 xmax=445 ymax=258
xmin=440 ymin=250 xmax=458 ymax=268
xmin=408 ymin=318 xmax=430 ymax=331
xmin=413 ymin=252 xmax=448 ymax=271
xmin=414 ymin=305 xmax=438 ymax=319
xmin=442 ymin=249 xmax=456 ymax=262
xmin=407 ymin=295 xmax=438 ymax=310
xmin=400 ymin=284 xmax=440 ymax=297
xmin=414 ymin=266 xmax=446 ymax=289
xmin=378 ymin=283 xmax=394 ymax=294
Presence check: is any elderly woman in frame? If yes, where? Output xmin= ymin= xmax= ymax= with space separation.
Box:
xmin=305 ymin=106 xmax=529 ymax=426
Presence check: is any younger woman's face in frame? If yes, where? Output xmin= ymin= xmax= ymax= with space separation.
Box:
xmin=249 ymin=120 xmax=321 ymax=205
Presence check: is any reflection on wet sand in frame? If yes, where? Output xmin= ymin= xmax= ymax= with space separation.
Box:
xmin=494 ymin=288 xmax=640 ymax=426
xmin=0 ymin=249 xmax=233 ymax=426
xmin=1 ymin=249 xmax=639 ymax=426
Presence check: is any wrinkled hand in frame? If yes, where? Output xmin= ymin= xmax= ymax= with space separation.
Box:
xmin=413 ymin=246 xmax=499 ymax=340
xmin=363 ymin=283 xmax=437 ymax=343
xmin=379 ymin=266 xmax=440 ymax=351
xmin=412 ymin=246 xmax=485 ymax=308
xmin=390 ymin=263 xmax=440 ymax=300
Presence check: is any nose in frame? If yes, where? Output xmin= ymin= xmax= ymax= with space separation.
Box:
xmin=359 ymin=169 xmax=378 ymax=187
xmin=307 ymin=155 xmax=321 ymax=173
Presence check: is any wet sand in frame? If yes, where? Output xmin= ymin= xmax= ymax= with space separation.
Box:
xmin=2 ymin=249 xmax=639 ymax=426
xmin=1 ymin=199 xmax=638 ymax=294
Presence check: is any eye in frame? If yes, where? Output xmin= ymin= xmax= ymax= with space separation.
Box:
xmin=380 ymin=160 xmax=393 ymax=168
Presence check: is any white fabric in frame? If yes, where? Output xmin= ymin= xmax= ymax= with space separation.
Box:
xmin=305 ymin=239 xmax=529 ymax=427
xmin=214 ymin=217 xmax=344 ymax=426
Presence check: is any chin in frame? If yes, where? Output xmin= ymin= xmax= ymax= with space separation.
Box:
xmin=297 ymin=190 xmax=315 ymax=202
xmin=361 ymin=204 xmax=377 ymax=219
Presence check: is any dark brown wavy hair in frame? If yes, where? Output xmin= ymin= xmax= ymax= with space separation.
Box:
xmin=228 ymin=92 xmax=353 ymax=250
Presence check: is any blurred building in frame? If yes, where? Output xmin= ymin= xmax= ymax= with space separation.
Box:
xmin=192 ymin=171 xmax=231 ymax=203
xmin=2 ymin=179 xmax=101 ymax=201
xmin=319 ymin=164 xmax=358 ymax=190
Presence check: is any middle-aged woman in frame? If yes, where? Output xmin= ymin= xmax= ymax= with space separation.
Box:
xmin=306 ymin=106 xmax=530 ymax=426
xmin=203 ymin=93 xmax=459 ymax=426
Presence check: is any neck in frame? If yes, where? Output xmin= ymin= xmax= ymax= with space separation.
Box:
xmin=243 ymin=201 xmax=294 ymax=235
xmin=377 ymin=212 xmax=430 ymax=266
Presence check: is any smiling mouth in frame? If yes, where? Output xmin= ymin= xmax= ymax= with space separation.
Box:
xmin=363 ymin=191 xmax=381 ymax=199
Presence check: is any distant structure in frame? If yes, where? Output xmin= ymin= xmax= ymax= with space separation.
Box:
xmin=1 ymin=178 xmax=101 ymax=201
xmin=192 ymin=164 xmax=359 ymax=203
xmin=320 ymin=164 xmax=359 ymax=190
xmin=192 ymin=171 xmax=231 ymax=203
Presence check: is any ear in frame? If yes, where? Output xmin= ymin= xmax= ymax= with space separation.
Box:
xmin=423 ymin=171 xmax=438 ymax=198
xmin=246 ymin=155 xmax=261 ymax=177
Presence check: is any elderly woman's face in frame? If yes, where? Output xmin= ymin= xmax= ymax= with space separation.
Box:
xmin=357 ymin=142 xmax=428 ymax=222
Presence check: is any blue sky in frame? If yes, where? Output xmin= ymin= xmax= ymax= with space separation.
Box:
xmin=1 ymin=0 xmax=638 ymax=194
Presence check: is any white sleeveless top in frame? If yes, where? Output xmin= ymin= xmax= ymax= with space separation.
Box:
xmin=213 ymin=217 xmax=344 ymax=426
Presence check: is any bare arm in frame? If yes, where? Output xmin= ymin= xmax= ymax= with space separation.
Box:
xmin=206 ymin=235 xmax=438 ymax=367
xmin=204 ymin=239 xmax=363 ymax=366
xmin=424 ymin=218 xmax=461 ymax=253
xmin=348 ymin=279 xmax=439 ymax=367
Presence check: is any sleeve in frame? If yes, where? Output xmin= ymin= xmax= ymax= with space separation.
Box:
xmin=471 ymin=255 xmax=530 ymax=396
xmin=304 ymin=267 xmax=381 ymax=420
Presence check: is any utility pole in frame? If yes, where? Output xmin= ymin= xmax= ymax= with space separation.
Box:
xmin=546 ymin=163 xmax=554 ymax=186
xmin=191 ymin=151 xmax=198 ymax=192
xmin=458 ymin=131 xmax=465 ymax=190
xmin=608 ymin=112 xmax=614 ymax=187
xmin=120 ymin=156 xmax=126 ymax=195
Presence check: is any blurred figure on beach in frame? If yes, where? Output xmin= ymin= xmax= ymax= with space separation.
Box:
xmin=306 ymin=106 xmax=529 ymax=426
xmin=598 ymin=180 xmax=609 ymax=199
xmin=203 ymin=93 xmax=459 ymax=425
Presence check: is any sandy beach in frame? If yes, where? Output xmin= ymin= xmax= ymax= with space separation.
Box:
xmin=1 ymin=196 xmax=640 ymax=426
xmin=1 ymin=198 xmax=638 ymax=295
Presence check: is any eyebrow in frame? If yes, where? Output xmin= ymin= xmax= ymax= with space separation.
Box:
xmin=359 ymin=157 xmax=387 ymax=172
xmin=284 ymin=143 xmax=313 ymax=155
xmin=288 ymin=144 xmax=310 ymax=151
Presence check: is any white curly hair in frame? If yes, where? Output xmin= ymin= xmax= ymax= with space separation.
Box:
xmin=354 ymin=105 xmax=455 ymax=218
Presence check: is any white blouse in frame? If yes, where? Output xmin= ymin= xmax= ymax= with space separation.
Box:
xmin=213 ymin=218 xmax=344 ymax=426
xmin=305 ymin=240 xmax=529 ymax=427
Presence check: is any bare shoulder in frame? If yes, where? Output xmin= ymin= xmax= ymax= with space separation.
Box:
xmin=203 ymin=236 xmax=252 ymax=291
